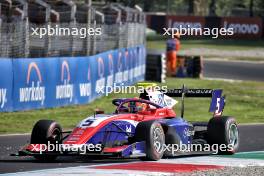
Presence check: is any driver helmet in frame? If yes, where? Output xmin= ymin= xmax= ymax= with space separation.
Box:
xmin=128 ymin=98 xmax=149 ymax=113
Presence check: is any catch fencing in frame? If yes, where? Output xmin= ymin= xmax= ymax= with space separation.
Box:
xmin=0 ymin=1 xmax=146 ymax=112
xmin=0 ymin=1 xmax=146 ymax=58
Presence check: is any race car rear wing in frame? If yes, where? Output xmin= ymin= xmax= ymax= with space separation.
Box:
xmin=165 ymin=89 xmax=213 ymax=97
xmin=137 ymin=83 xmax=225 ymax=118
xmin=165 ymin=88 xmax=225 ymax=117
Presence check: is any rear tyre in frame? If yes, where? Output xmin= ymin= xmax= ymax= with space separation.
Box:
xmin=163 ymin=126 xmax=181 ymax=157
xmin=31 ymin=120 xmax=62 ymax=161
xmin=135 ymin=121 xmax=165 ymax=161
xmin=207 ymin=116 xmax=239 ymax=154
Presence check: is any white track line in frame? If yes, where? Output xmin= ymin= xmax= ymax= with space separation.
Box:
xmin=203 ymin=58 xmax=264 ymax=64
xmin=158 ymin=156 xmax=264 ymax=167
xmin=203 ymin=77 xmax=243 ymax=83
xmin=2 ymin=153 xmax=264 ymax=176
xmin=0 ymin=162 xmax=171 ymax=176
xmin=233 ymin=151 xmax=264 ymax=154
xmin=0 ymin=133 xmax=30 ymax=137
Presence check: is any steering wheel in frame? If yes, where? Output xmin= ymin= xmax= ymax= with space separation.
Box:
xmin=112 ymin=98 xmax=126 ymax=107
xmin=112 ymin=99 xmax=129 ymax=113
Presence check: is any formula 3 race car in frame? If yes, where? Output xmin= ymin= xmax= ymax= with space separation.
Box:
xmin=12 ymin=84 xmax=239 ymax=161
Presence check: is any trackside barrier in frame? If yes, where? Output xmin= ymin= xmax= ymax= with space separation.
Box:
xmin=146 ymin=50 xmax=166 ymax=83
xmin=147 ymin=14 xmax=264 ymax=39
xmin=0 ymin=45 xmax=146 ymax=112
xmin=145 ymin=50 xmax=203 ymax=82
xmin=176 ymin=55 xmax=203 ymax=78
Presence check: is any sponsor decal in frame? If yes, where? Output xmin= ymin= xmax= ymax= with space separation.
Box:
xmin=0 ymin=88 xmax=7 ymax=108
xmin=19 ymin=62 xmax=45 ymax=105
xmin=169 ymin=20 xmax=202 ymax=29
xmin=115 ymin=52 xmax=123 ymax=83
xmin=140 ymin=48 xmax=146 ymax=75
xmin=157 ymin=94 xmax=167 ymax=107
xmin=129 ymin=50 xmax=134 ymax=82
xmin=221 ymin=17 xmax=262 ymax=38
xmin=0 ymin=46 xmax=146 ymax=112
xmin=133 ymin=49 xmax=142 ymax=78
xmin=95 ymin=57 xmax=106 ymax=94
xmin=123 ymin=51 xmax=129 ymax=82
xmin=107 ymin=54 xmax=114 ymax=87
xmin=125 ymin=125 xmax=132 ymax=133
xmin=147 ymin=90 xmax=178 ymax=108
xmin=166 ymin=16 xmax=205 ymax=36
xmin=79 ymin=65 xmax=91 ymax=97
xmin=56 ymin=60 xmax=73 ymax=102
xmin=78 ymin=114 xmax=117 ymax=128
xmin=183 ymin=128 xmax=194 ymax=138
xmin=224 ymin=21 xmax=259 ymax=34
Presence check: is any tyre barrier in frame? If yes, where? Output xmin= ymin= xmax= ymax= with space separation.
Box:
xmin=146 ymin=50 xmax=203 ymax=82
xmin=146 ymin=50 xmax=166 ymax=83
xmin=177 ymin=55 xmax=203 ymax=78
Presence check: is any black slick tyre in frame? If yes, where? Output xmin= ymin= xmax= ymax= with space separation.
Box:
xmin=30 ymin=120 xmax=62 ymax=161
xmin=207 ymin=116 xmax=239 ymax=154
xmin=135 ymin=120 xmax=165 ymax=161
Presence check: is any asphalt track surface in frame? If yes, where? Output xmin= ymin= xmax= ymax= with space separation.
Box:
xmin=147 ymin=49 xmax=264 ymax=82
xmin=204 ymin=60 xmax=264 ymax=82
xmin=0 ymin=58 xmax=263 ymax=174
xmin=0 ymin=124 xmax=264 ymax=174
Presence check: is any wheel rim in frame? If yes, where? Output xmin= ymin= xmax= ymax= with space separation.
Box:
xmin=229 ymin=124 xmax=238 ymax=147
xmin=153 ymin=127 xmax=164 ymax=153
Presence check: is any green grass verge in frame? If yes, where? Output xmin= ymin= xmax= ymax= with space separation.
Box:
xmin=167 ymin=78 xmax=264 ymax=123
xmin=147 ymin=35 xmax=264 ymax=61
xmin=0 ymin=78 xmax=264 ymax=134
xmin=147 ymin=35 xmax=264 ymax=51
xmin=205 ymin=56 xmax=264 ymax=62
xmin=148 ymin=40 xmax=264 ymax=51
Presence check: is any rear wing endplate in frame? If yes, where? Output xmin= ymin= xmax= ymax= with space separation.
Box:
xmin=165 ymin=89 xmax=225 ymax=117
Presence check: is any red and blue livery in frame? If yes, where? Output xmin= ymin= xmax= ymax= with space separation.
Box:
xmin=13 ymin=85 xmax=239 ymax=161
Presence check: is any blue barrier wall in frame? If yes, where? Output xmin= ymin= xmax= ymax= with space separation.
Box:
xmin=0 ymin=59 xmax=13 ymax=111
xmin=0 ymin=45 xmax=146 ymax=112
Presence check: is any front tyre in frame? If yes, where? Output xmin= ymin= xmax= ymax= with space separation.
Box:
xmin=207 ymin=116 xmax=239 ymax=154
xmin=135 ymin=121 xmax=165 ymax=161
xmin=31 ymin=120 xmax=62 ymax=161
